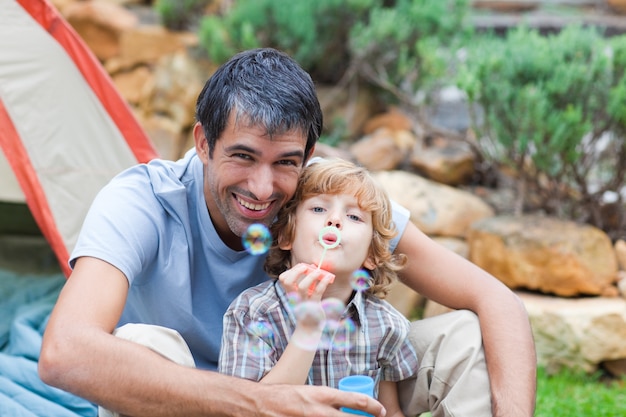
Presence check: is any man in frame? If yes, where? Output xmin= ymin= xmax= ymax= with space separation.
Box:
xmin=39 ymin=48 xmax=536 ymax=417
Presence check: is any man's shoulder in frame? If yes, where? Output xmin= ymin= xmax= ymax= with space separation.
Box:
xmin=105 ymin=149 xmax=201 ymax=200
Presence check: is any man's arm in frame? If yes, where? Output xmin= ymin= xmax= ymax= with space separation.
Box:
xmin=39 ymin=257 xmax=387 ymax=417
xmin=395 ymin=222 xmax=536 ymax=417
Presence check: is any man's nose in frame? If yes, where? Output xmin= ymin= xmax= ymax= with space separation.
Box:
xmin=248 ymin=165 xmax=274 ymax=200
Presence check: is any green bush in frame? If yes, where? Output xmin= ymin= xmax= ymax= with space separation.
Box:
xmin=154 ymin=0 xmax=210 ymax=31
xmin=198 ymin=0 xmax=380 ymax=83
xmin=457 ymin=26 xmax=626 ymax=236
xmin=349 ymin=0 xmax=471 ymax=108
xmin=197 ymin=0 xmax=472 ymax=144
xmin=197 ymin=0 xmax=470 ymax=87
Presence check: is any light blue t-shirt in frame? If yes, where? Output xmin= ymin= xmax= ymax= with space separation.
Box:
xmin=70 ymin=149 xmax=410 ymax=370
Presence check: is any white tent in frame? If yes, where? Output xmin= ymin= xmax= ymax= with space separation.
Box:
xmin=0 ymin=0 xmax=159 ymax=276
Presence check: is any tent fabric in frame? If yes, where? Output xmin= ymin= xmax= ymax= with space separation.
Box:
xmin=0 ymin=0 xmax=159 ymax=277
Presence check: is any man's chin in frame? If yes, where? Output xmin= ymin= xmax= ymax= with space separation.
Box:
xmin=234 ymin=218 xmax=272 ymax=237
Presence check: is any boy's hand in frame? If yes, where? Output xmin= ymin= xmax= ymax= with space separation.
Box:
xmin=279 ymin=263 xmax=335 ymax=302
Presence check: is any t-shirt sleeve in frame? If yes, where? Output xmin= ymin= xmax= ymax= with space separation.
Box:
xmin=390 ymin=200 xmax=410 ymax=253
xmin=69 ymin=167 xmax=162 ymax=283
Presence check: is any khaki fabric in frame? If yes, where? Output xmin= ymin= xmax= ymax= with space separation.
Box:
xmin=399 ymin=310 xmax=492 ymax=417
xmin=98 ymin=324 xmax=195 ymax=417
xmin=100 ymin=311 xmax=491 ymax=417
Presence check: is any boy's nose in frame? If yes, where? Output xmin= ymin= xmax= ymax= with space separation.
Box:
xmin=326 ymin=217 xmax=342 ymax=229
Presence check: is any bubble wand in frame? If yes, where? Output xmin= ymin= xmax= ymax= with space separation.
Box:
xmin=317 ymin=226 xmax=341 ymax=270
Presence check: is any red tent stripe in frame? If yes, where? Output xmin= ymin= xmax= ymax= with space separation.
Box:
xmin=16 ymin=0 xmax=159 ymax=163
xmin=0 ymin=99 xmax=71 ymax=277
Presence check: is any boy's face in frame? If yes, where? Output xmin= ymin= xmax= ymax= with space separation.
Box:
xmin=195 ymin=114 xmax=309 ymax=250
xmin=283 ymin=193 xmax=376 ymax=276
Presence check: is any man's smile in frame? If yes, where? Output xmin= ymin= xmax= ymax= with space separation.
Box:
xmin=235 ymin=195 xmax=271 ymax=211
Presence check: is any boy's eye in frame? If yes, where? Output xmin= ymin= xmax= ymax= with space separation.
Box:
xmin=348 ymin=214 xmax=362 ymax=222
xmin=312 ymin=207 xmax=325 ymax=213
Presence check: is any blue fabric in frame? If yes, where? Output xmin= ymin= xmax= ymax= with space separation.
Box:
xmin=70 ymin=150 xmax=412 ymax=371
xmin=0 ymin=268 xmax=97 ymax=417
xmin=70 ymin=149 xmax=272 ymax=370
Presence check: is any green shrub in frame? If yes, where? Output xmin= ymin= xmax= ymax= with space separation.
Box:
xmin=457 ymin=26 xmax=626 ymax=236
xmin=154 ymin=0 xmax=210 ymax=31
xmin=197 ymin=0 xmax=472 ymax=143
xmin=198 ymin=0 xmax=381 ymax=83
xmin=349 ymin=0 xmax=471 ymax=107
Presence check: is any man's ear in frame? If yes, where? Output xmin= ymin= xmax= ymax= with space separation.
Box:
xmin=304 ymin=145 xmax=316 ymax=165
xmin=194 ymin=122 xmax=209 ymax=163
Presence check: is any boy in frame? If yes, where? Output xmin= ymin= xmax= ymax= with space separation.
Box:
xmin=220 ymin=158 xmax=418 ymax=417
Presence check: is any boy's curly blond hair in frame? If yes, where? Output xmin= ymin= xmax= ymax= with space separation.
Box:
xmin=264 ymin=158 xmax=406 ymax=298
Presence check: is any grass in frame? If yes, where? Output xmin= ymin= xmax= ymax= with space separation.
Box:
xmin=417 ymin=367 xmax=625 ymax=417
xmin=535 ymin=367 xmax=626 ymax=417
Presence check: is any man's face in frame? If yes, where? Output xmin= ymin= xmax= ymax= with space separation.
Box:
xmin=195 ymin=114 xmax=309 ymax=250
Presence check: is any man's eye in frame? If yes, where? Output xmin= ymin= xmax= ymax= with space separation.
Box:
xmin=277 ymin=159 xmax=297 ymax=166
xmin=234 ymin=153 xmax=252 ymax=160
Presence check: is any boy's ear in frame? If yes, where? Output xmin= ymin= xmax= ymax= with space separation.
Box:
xmin=278 ymin=235 xmax=292 ymax=250
xmin=363 ymin=256 xmax=376 ymax=271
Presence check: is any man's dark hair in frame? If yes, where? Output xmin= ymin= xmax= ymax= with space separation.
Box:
xmin=195 ymin=48 xmax=323 ymax=161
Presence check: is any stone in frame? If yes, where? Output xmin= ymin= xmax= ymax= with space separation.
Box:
xmin=423 ymin=299 xmax=455 ymax=319
xmin=112 ymin=66 xmax=153 ymax=105
xmin=432 ymin=236 xmax=470 ymax=259
xmin=117 ymin=26 xmax=197 ymax=69
xmin=385 ymin=281 xmax=423 ymax=319
xmin=139 ymin=114 xmax=185 ymax=161
xmin=468 ymin=215 xmax=618 ymax=296
xmin=372 ymin=170 xmax=494 ymax=238
xmin=65 ymin=1 xmax=138 ymax=61
xmin=350 ymin=128 xmax=415 ymax=171
xmin=602 ymin=357 xmax=626 ymax=378
xmin=312 ymin=143 xmax=355 ymax=162
xmin=362 ymin=108 xmax=414 ymax=134
xmin=520 ymin=292 xmax=626 ymax=373
xmin=617 ymin=271 xmax=626 ymax=297
xmin=615 ymin=239 xmax=626 ymax=270
xmin=607 ymin=0 xmax=626 ymax=14
xmin=148 ymin=52 xmax=206 ymax=129
xmin=472 ymin=1 xmax=540 ymax=12
xmin=410 ymin=135 xmax=475 ymax=186
xmin=316 ymin=85 xmax=380 ymax=140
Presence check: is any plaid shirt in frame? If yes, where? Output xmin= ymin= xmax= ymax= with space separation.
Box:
xmin=219 ymin=280 xmax=418 ymax=389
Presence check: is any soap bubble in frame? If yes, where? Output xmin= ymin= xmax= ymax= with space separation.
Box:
xmin=321 ymin=298 xmax=345 ymax=323
xmin=331 ymin=318 xmax=355 ymax=352
xmin=285 ymin=291 xmax=302 ymax=309
xmin=242 ymin=223 xmax=272 ymax=255
xmin=292 ymin=301 xmax=326 ymax=350
xmin=350 ymin=269 xmax=371 ymax=292
xmin=318 ymin=226 xmax=341 ymax=250
xmin=294 ymin=301 xmax=326 ymax=329
xmin=320 ymin=316 xmax=355 ymax=351
xmin=246 ymin=319 xmax=274 ymax=358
